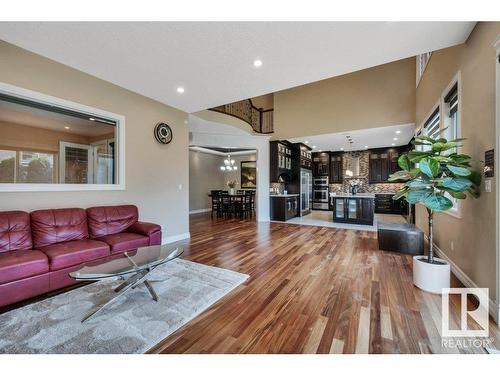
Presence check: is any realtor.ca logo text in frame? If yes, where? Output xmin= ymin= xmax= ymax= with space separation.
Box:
xmin=441 ymin=288 xmax=493 ymax=350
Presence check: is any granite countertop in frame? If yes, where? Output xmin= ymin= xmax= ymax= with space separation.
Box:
xmin=270 ymin=194 xmax=300 ymax=197
xmin=329 ymin=193 xmax=375 ymax=199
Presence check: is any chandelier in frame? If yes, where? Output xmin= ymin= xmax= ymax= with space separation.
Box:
xmin=220 ymin=155 xmax=238 ymax=171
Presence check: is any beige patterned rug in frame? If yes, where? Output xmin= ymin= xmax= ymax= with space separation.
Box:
xmin=0 ymin=259 xmax=248 ymax=354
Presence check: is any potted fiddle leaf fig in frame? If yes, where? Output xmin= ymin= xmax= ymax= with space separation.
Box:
xmin=389 ymin=133 xmax=481 ymax=294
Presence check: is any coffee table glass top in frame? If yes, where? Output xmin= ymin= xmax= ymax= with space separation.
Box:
xmin=70 ymin=245 xmax=183 ymax=280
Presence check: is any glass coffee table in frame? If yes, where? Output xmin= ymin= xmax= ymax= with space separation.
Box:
xmin=70 ymin=244 xmax=183 ymax=322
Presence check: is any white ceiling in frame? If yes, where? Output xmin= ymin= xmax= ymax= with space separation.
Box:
xmin=0 ymin=22 xmax=475 ymax=113
xmin=0 ymin=100 xmax=115 ymax=137
xmin=287 ymin=123 xmax=415 ymax=152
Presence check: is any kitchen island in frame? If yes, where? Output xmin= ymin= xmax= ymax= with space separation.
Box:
xmin=270 ymin=194 xmax=300 ymax=222
xmin=330 ymin=193 xmax=375 ymax=225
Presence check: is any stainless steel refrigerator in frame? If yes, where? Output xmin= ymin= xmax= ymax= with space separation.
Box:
xmin=300 ymin=168 xmax=312 ymax=216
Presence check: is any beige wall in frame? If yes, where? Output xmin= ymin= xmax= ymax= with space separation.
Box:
xmin=189 ymin=151 xmax=257 ymax=211
xmin=250 ymin=93 xmax=274 ymax=110
xmin=189 ymin=150 xmax=224 ymax=211
xmin=0 ymin=41 xmax=189 ymax=239
xmin=0 ymin=121 xmax=101 ymax=152
xmin=415 ymin=22 xmax=500 ymax=301
xmin=273 ymin=58 xmax=416 ymax=139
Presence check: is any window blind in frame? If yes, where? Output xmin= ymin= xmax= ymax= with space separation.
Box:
xmin=444 ymin=83 xmax=458 ymax=116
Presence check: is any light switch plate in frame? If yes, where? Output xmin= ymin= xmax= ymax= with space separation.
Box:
xmin=485 ymin=179 xmax=492 ymax=193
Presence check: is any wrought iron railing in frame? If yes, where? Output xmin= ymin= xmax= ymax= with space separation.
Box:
xmin=209 ymin=99 xmax=274 ymax=134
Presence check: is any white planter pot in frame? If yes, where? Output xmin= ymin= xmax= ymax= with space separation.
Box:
xmin=229 ymin=188 xmax=235 ymax=195
xmin=413 ymin=255 xmax=450 ymax=294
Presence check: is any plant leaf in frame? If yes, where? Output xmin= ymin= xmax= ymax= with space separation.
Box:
xmin=442 ymin=177 xmax=473 ymax=191
xmin=432 ymin=142 xmax=458 ymax=153
xmin=388 ymin=170 xmax=411 ymax=182
xmin=409 ymin=168 xmax=421 ymax=178
xmin=415 ymin=135 xmax=436 ymax=144
xmin=424 ymin=194 xmax=454 ymax=212
xmin=393 ymin=187 xmax=409 ymax=200
xmin=448 ymin=190 xmax=467 ymax=199
xmin=468 ymin=170 xmax=482 ymax=186
xmin=406 ymin=178 xmax=432 ymax=189
xmin=447 ymin=165 xmax=471 ymax=176
xmin=398 ymin=154 xmax=410 ymax=171
xmin=407 ymin=190 xmax=431 ymax=204
xmin=419 ymin=157 xmax=440 ymax=178
xmin=408 ymin=151 xmax=433 ymax=163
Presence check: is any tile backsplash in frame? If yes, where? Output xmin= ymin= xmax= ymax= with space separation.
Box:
xmin=329 ymin=151 xmax=404 ymax=194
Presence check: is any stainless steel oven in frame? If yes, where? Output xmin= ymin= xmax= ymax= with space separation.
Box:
xmin=313 ymin=176 xmax=329 ymax=210
xmin=313 ymin=176 xmax=329 ymax=188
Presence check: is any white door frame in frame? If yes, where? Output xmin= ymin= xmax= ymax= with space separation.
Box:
xmin=91 ymin=138 xmax=115 ymax=184
xmin=59 ymin=141 xmax=94 ymax=184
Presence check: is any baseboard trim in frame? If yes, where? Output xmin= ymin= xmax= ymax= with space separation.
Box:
xmin=162 ymin=232 xmax=190 ymax=244
xmin=426 ymin=235 xmax=499 ymax=324
xmin=189 ymin=208 xmax=211 ymax=214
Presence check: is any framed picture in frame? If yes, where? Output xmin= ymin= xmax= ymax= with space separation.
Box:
xmin=240 ymin=161 xmax=257 ymax=189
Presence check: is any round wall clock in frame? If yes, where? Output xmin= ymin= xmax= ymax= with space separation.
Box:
xmin=154 ymin=122 xmax=173 ymax=144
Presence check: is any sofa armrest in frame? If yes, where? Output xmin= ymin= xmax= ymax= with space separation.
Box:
xmin=128 ymin=221 xmax=161 ymax=236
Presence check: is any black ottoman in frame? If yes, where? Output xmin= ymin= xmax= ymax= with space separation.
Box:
xmin=377 ymin=222 xmax=424 ymax=255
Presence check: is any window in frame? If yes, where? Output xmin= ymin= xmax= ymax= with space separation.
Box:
xmin=416 ymin=52 xmax=432 ymax=86
xmin=0 ymin=149 xmax=55 ymax=183
xmin=444 ymin=82 xmax=459 ymax=144
xmin=423 ymin=108 xmax=441 ymax=143
xmin=0 ymin=82 xmax=125 ymax=191
xmin=442 ymin=81 xmax=460 ymax=216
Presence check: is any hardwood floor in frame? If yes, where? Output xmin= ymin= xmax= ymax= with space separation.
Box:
xmin=150 ymin=213 xmax=499 ymax=354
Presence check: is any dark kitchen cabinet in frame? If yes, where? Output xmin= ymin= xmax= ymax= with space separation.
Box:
xmin=375 ymin=194 xmax=409 ymax=215
xmin=332 ymin=197 xmax=374 ymax=225
xmin=270 ymin=141 xmax=293 ymax=182
xmin=329 ymin=152 xmax=343 ymax=184
xmin=312 ymin=152 xmax=330 ymax=177
xmin=270 ymin=195 xmax=298 ymax=221
xmin=369 ymin=146 xmax=407 ymax=183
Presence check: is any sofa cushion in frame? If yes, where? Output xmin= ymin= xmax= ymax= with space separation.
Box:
xmin=0 ymin=211 xmax=33 ymax=252
xmin=31 ymin=208 xmax=89 ymax=248
xmin=38 ymin=239 xmax=110 ymax=271
xmin=96 ymin=232 xmax=149 ymax=254
xmin=87 ymin=205 xmax=139 ymax=238
xmin=128 ymin=221 xmax=161 ymax=236
xmin=0 ymin=250 xmax=49 ymax=284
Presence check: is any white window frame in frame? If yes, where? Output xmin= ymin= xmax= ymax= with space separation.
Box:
xmin=0 ymin=81 xmax=125 ymax=192
xmin=59 ymin=141 xmax=94 ymax=184
xmin=415 ymin=73 xmax=462 ymax=218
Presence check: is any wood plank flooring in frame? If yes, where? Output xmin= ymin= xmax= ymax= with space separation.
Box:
xmin=150 ymin=213 xmax=499 ymax=354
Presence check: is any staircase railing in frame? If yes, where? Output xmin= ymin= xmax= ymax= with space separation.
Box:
xmin=209 ymin=99 xmax=274 ymax=134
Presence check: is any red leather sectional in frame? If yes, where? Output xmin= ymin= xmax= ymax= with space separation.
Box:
xmin=0 ymin=205 xmax=162 ymax=308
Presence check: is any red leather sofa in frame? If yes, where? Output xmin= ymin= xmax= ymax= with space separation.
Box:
xmin=0 ymin=205 xmax=161 ymax=308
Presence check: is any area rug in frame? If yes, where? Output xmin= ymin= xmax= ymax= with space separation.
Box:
xmin=0 ymin=259 xmax=249 ymax=354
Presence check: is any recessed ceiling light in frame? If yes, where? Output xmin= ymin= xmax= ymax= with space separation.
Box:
xmin=89 ymin=117 xmax=95 ymax=121
xmin=340 ymin=148 xmax=344 ymax=151
xmin=393 ymin=137 xmax=398 ymax=141
xmin=318 ymin=150 xmax=322 ymax=152
xmin=396 ymin=130 xmax=401 ymax=134
xmin=392 ymin=143 xmax=396 ymax=146
xmin=253 ymin=59 xmax=263 ymax=68
xmin=365 ymin=145 xmax=368 ymax=148
xmin=176 ymin=86 xmax=185 ymax=94
xmin=312 ymin=145 xmax=316 ymax=149
xmin=304 ymin=141 xmax=309 ymax=144
xmin=64 ymin=126 xmax=70 ymax=129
